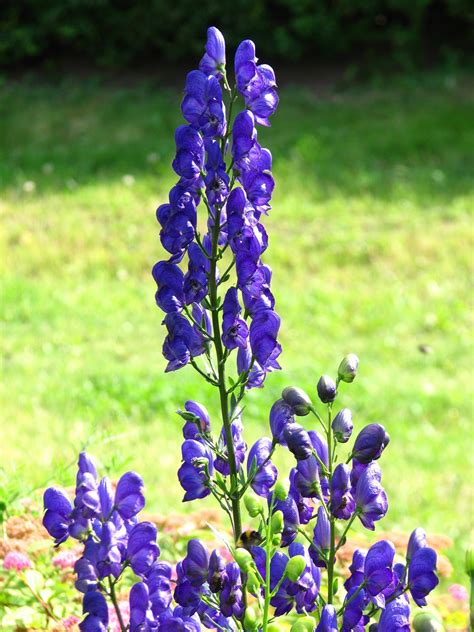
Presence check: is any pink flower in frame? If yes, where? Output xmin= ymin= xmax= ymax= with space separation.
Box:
xmin=108 ymin=600 xmax=130 ymax=632
xmin=448 ymin=583 xmax=468 ymax=601
xmin=3 ymin=551 xmax=32 ymax=571
xmin=52 ymin=550 xmax=77 ymax=570
xmin=62 ymin=615 xmax=80 ymax=629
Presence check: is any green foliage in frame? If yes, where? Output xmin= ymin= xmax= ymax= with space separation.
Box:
xmin=0 ymin=0 xmax=473 ymax=70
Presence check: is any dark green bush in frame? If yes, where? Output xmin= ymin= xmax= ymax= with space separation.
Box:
xmin=0 ymin=0 xmax=472 ymax=69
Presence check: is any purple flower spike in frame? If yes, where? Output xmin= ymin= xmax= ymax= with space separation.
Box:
xmin=364 ymin=540 xmax=396 ymax=608
xmin=316 ymin=604 xmax=338 ymax=631
xmin=199 ymin=26 xmax=226 ymax=78
xmin=408 ymin=546 xmax=439 ymax=606
xmin=378 ymin=595 xmax=411 ymax=631
xmin=79 ymin=591 xmax=108 ymax=632
xmin=114 ymin=471 xmax=145 ymax=519
xmin=247 ymin=437 xmax=277 ymax=497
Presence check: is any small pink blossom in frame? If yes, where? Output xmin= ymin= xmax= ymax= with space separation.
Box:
xmin=108 ymin=600 xmax=130 ymax=632
xmin=52 ymin=550 xmax=77 ymax=570
xmin=3 ymin=551 xmax=32 ymax=571
xmin=448 ymin=583 xmax=468 ymax=601
xmin=62 ymin=615 xmax=80 ymax=629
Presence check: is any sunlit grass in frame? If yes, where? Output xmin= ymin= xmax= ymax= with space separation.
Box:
xmin=1 ymin=72 xmax=472 ymax=581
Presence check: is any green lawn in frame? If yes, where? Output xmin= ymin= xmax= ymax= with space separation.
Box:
xmin=0 ymin=72 xmax=472 ymax=582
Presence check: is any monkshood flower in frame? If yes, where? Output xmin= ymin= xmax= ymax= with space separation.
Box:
xmin=129 ymin=582 xmax=156 ymax=631
xmin=172 ymin=126 xmax=205 ymax=185
xmin=221 ymin=287 xmax=249 ymax=350
xmin=182 ymin=539 xmax=209 ymax=586
xmin=293 ymin=431 xmax=329 ymax=499
xmin=178 ymin=440 xmax=214 ymax=501
xmin=204 ymin=140 xmax=229 ymax=207
xmin=317 ymin=375 xmax=337 ymax=404
xmin=147 ymin=562 xmax=173 ymax=616
xmin=75 ymin=557 xmax=98 ymax=593
xmin=289 ymin=469 xmax=314 ymax=524
xmin=355 ymin=462 xmax=388 ymax=530
xmin=407 ymin=527 xmax=427 ymax=561
xmin=183 ymin=243 xmax=210 ymax=306
xmin=127 ymin=521 xmax=160 ymax=576
xmin=332 ymin=408 xmax=353 ymax=443
xmin=282 ymin=386 xmax=312 ymax=416
xmin=214 ymin=415 xmax=247 ymax=475
xmin=182 ymin=70 xmax=226 ymax=138
xmin=80 ymin=591 xmax=108 ymax=632
xmin=274 ymin=544 xmax=320 ymax=615
xmin=198 ymin=602 xmax=234 ymax=630
xmin=207 ymin=549 xmax=226 ymax=593
xmin=220 ymin=562 xmax=244 ymax=619
xmin=180 ymin=400 xmax=211 ymax=439
xmin=269 ymin=493 xmax=300 ymax=546
xmin=159 ymin=610 xmax=201 ymax=631
xmin=115 ymin=471 xmax=145 ymax=519
xmin=75 ymin=452 xmax=100 ymax=517
xmin=344 ymin=549 xmax=367 ymax=592
xmin=246 ymin=437 xmax=277 ymax=497
xmin=352 ymin=423 xmax=390 ymax=464
xmin=330 ymin=463 xmax=356 ymax=520
xmin=341 ymin=586 xmax=369 ymax=631
xmin=310 ymin=506 xmax=331 ymax=567
xmin=316 ymin=604 xmax=338 ymax=632
xmin=284 ymin=423 xmax=313 ymax=461
xmin=43 ymin=488 xmax=82 ymax=545
xmin=249 ymin=307 xmax=281 ymax=368
xmin=269 ymin=398 xmax=294 ymax=444
xmin=378 ymin=595 xmax=411 ymax=631
xmin=199 ymin=26 xmax=226 ymax=78
xmin=364 ymin=540 xmax=396 ymax=608
xmin=162 ymin=311 xmax=206 ymax=372
xmin=407 ymin=546 xmax=439 ymax=606
xmin=156 ymin=186 xmax=197 ymax=261
xmin=152 ymin=261 xmax=185 ymax=313
xmin=236 ymin=344 xmax=265 ymax=389
xmin=338 ymin=353 xmax=359 ymax=383
xmin=234 ymin=39 xmax=279 ymax=126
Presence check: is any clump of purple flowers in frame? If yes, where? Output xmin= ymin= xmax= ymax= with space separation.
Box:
xmin=42 ymin=27 xmax=439 ymax=631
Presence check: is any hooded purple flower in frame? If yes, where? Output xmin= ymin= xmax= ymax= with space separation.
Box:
xmin=127 ymin=522 xmax=159 ymax=576
xmin=75 ymin=452 xmax=100 ymax=518
xmin=157 ymin=186 xmax=197 ymax=260
xmin=221 ymin=287 xmax=249 ymax=350
xmin=407 ymin=527 xmax=427 ymax=562
xmin=355 ymin=462 xmax=388 ymax=530
xmin=364 ymin=540 xmax=396 ymax=608
xmin=80 ymin=591 xmax=108 ymax=632
xmin=199 ymin=26 xmax=226 ymax=78
xmin=114 ymin=471 xmax=145 ymax=520
xmin=129 ymin=581 xmax=157 ymax=632
xmin=246 ymin=437 xmax=277 ymax=497
xmin=182 ymin=70 xmax=226 ymax=138
xmin=330 ymin=463 xmax=356 ymax=520
xmin=342 ymin=586 xmax=369 ymax=631
xmin=162 ymin=311 xmax=206 ymax=372
xmin=146 ymin=562 xmax=173 ymax=616
xmin=234 ymin=40 xmax=278 ymax=126
xmin=152 ymin=261 xmax=185 ymax=313
xmin=310 ymin=506 xmax=331 ymax=567
xmin=182 ymin=539 xmax=209 ymax=586
xmin=352 ymin=423 xmax=390 ymax=464
xmin=214 ymin=415 xmax=247 ymax=475
xmin=43 ymin=487 xmax=75 ymax=545
xmin=270 ymin=493 xmax=300 ymax=547
xmin=316 ymin=605 xmax=338 ymax=631
xmin=269 ymin=398 xmax=294 ymax=445
xmin=317 ymin=375 xmax=337 ymax=404
xmin=204 ymin=140 xmax=230 ymax=207
xmin=344 ymin=549 xmax=367 ymax=593
xmin=172 ymin=126 xmax=205 ymax=182
xmin=237 ymin=343 xmax=266 ymax=388
xmin=74 ymin=557 xmax=98 ymax=593
xmin=294 ymin=431 xmax=329 ymax=499
xmin=284 ymin=423 xmax=313 ymax=461
xmin=248 ymin=307 xmax=281 ymax=368
xmin=181 ymin=400 xmax=211 ymax=439
xmin=289 ymin=469 xmax=315 ymax=524
xmin=207 ymin=549 xmax=226 ymax=593
xmin=178 ymin=440 xmax=214 ymax=502
xmin=378 ymin=596 xmax=410 ymax=631
xmin=408 ymin=546 xmax=439 ymax=606
xmin=220 ymin=562 xmax=244 ymax=619
xmin=183 ymin=243 xmax=209 ymax=305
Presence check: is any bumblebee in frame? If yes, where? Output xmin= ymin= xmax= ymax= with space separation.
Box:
xmin=237 ymin=530 xmax=263 ymax=550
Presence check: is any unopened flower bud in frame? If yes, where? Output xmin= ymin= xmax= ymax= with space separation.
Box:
xmin=284 ymin=423 xmax=313 ymax=460
xmin=338 ymin=354 xmax=359 ymax=383
xmin=246 ymin=569 xmax=261 ymax=595
xmin=274 ymin=480 xmax=290 ymax=501
xmin=267 ymin=625 xmax=281 ymax=632
xmin=282 ymin=386 xmax=312 ymax=416
xmin=234 ymin=548 xmax=255 ymax=572
xmin=272 ymin=533 xmax=281 ymax=546
xmin=317 ymin=375 xmax=337 ymax=404
xmin=244 ymin=492 xmax=265 ymax=517
xmin=332 ymin=408 xmax=353 ymax=443
xmin=465 ymin=544 xmax=474 ymax=577
xmin=243 ymin=607 xmax=259 ymax=631
xmin=291 ymin=617 xmax=317 ymax=632
xmin=413 ymin=612 xmax=444 ymax=631
xmin=286 ymin=555 xmax=306 ymax=582
xmin=352 ymin=423 xmax=390 ymax=464
xmin=271 ymin=510 xmax=284 ymax=534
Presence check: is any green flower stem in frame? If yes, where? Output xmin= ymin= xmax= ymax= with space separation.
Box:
xmin=262 ymin=492 xmax=276 ymax=631
xmin=108 ymin=577 xmax=127 ymax=632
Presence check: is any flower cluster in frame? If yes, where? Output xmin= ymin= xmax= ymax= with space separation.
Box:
xmin=153 ymin=25 xmax=280 ymax=385
xmin=42 ymin=27 xmax=440 ymax=632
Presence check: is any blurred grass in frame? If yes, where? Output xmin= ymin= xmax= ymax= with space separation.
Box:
xmin=0 ymin=71 xmax=473 ymax=582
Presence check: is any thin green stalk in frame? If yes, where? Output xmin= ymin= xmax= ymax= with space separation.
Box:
xmin=108 ymin=577 xmax=126 ymax=632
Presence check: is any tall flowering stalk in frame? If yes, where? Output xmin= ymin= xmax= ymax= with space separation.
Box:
xmin=41 ymin=27 xmax=440 ymax=631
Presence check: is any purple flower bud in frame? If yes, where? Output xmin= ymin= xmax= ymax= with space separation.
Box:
xmin=408 ymin=547 xmax=439 ymax=606
xmin=182 ymin=539 xmax=209 ymax=586
xmin=269 ymin=398 xmax=294 ymax=445
xmin=378 ymin=595 xmax=410 ymax=631
xmin=353 ymin=424 xmax=390 ymax=464
xmin=310 ymin=506 xmax=330 ymax=567
xmin=284 ymin=423 xmax=313 ymax=460
xmin=282 ymin=386 xmax=312 ymax=416
xmin=199 ymin=26 xmax=226 ymax=78
xmin=316 ymin=604 xmax=338 ymax=631
xmin=181 ymin=400 xmax=211 ymax=436
xmin=332 ymin=408 xmax=353 ymax=443
xmin=317 ymin=375 xmax=337 ymax=404
xmin=338 ymin=354 xmax=359 ymax=383
xmin=74 ymin=557 xmax=98 ymax=593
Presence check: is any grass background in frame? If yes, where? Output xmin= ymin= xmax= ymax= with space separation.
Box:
xmin=1 ymin=70 xmax=472 ymax=583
